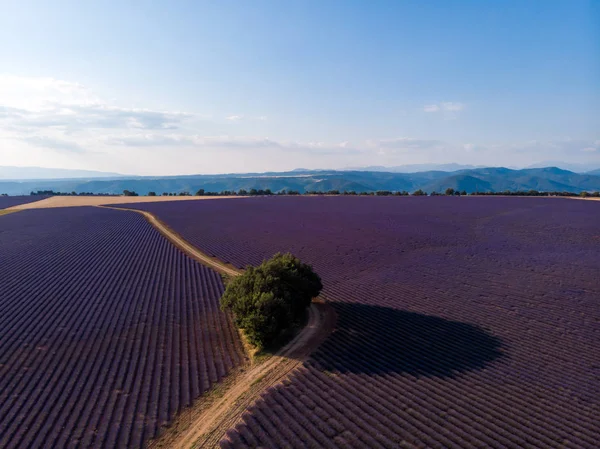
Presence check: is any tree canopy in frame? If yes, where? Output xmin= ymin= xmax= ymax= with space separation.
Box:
xmin=220 ymin=253 xmax=322 ymax=349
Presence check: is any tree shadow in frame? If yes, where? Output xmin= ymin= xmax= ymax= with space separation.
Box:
xmin=312 ymin=302 xmax=503 ymax=377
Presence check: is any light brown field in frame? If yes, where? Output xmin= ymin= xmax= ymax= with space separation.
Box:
xmin=7 ymin=195 xmax=243 ymax=210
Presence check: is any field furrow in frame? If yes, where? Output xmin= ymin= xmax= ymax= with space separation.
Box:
xmin=121 ymin=196 xmax=600 ymax=449
xmin=0 ymin=206 xmax=244 ymax=448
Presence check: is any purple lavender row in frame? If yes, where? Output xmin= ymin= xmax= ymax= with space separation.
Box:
xmin=0 ymin=207 xmax=244 ymax=448
xmin=118 ymin=196 xmax=600 ymax=448
xmin=0 ymin=196 xmax=48 ymax=210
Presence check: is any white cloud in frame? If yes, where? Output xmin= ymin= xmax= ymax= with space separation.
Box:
xmin=103 ymin=133 xmax=361 ymax=155
xmin=0 ymin=75 xmax=100 ymax=111
xmin=0 ymin=103 xmax=190 ymax=130
xmin=441 ymin=102 xmax=465 ymax=111
xmin=226 ymin=114 xmax=268 ymax=122
xmin=423 ymin=104 xmax=440 ymax=112
xmin=582 ymin=147 xmax=597 ymax=152
xmin=367 ymin=137 xmax=441 ymax=150
xmin=424 ymin=102 xmax=465 ymax=113
xmin=0 ymin=75 xmax=192 ymax=133
xmin=20 ymin=135 xmax=86 ymax=153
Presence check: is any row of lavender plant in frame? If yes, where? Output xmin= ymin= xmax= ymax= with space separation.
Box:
xmin=0 ymin=207 xmax=244 ymax=448
xmin=119 ymin=196 xmax=600 ymax=448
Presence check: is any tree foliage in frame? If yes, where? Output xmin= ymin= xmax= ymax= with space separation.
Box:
xmin=220 ymin=253 xmax=323 ymax=349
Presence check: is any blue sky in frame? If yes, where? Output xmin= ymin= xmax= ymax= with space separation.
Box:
xmin=1 ymin=0 xmax=598 ymax=175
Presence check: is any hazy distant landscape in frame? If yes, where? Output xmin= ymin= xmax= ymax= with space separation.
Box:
xmin=1 ymin=165 xmax=600 ymax=196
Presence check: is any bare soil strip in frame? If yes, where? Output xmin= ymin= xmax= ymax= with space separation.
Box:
xmin=101 ymin=204 xmax=336 ymax=448
xmin=7 ymin=195 xmax=242 ymax=210
xmin=570 ymin=196 xmax=600 ymax=201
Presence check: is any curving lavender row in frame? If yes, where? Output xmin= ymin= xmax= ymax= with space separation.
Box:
xmin=0 ymin=207 xmax=244 ymax=449
xmin=120 ymin=196 xmax=600 ymax=448
xmin=0 ymin=196 xmax=47 ymax=209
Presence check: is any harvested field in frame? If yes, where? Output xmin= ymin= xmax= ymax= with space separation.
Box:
xmin=0 ymin=196 xmax=48 ymax=210
xmin=122 ymin=196 xmax=600 ymax=448
xmin=0 ymin=207 xmax=244 ymax=448
xmin=6 ymin=195 xmax=242 ymax=210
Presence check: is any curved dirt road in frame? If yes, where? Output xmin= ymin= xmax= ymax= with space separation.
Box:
xmin=100 ymin=204 xmax=336 ymax=448
xmin=163 ymin=301 xmax=335 ymax=449
xmin=99 ymin=205 xmax=241 ymax=277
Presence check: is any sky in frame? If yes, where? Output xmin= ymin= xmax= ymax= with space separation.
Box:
xmin=0 ymin=0 xmax=598 ymax=175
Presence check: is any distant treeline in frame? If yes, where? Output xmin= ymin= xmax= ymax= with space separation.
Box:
xmin=28 ymin=188 xmax=600 ymax=198
xmin=470 ymin=190 xmax=599 ymax=197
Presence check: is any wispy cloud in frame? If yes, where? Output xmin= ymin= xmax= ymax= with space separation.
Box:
xmin=225 ymin=115 xmax=267 ymax=121
xmin=382 ymin=138 xmax=441 ymax=149
xmin=423 ymin=104 xmax=440 ymax=112
xmin=367 ymin=137 xmax=442 ymax=151
xmin=0 ymin=103 xmax=191 ymax=130
xmin=20 ymin=135 xmax=86 ymax=153
xmin=424 ymin=102 xmax=465 ymax=113
xmin=0 ymin=75 xmax=100 ymax=111
xmin=103 ymin=133 xmax=361 ymax=155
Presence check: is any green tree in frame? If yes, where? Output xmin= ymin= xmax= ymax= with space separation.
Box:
xmin=148 ymin=191 xmax=157 ymax=196
xmin=412 ymin=189 xmax=426 ymax=196
xmin=196 ymin=189 xmax=205 ymax=196
xmin=445 ymin=188 xmax=455 ymax=196
xmin=221 ymin=253 xmax=322 ymax=349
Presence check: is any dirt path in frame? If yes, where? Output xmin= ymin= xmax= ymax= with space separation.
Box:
xmin=100 ymin=205 xmax=241 ymax=277
xmin=101 ymin=205 xmax=336 ymax=448
xmin=159 ymin=301 xmax=335 ymax=449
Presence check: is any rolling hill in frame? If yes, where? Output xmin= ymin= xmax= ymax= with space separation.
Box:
xmin=1 ymin=167 xmax=599 ymax=196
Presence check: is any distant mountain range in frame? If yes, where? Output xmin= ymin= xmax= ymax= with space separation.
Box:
xmin=524 ymin=161 xmax=600 ymax=173
xmin=587 ymin=168 xmax=600 ymax=176
xmin=347 ymin=161 xmax=600 ymax=173
xmin=344 ymin=163 xmax=487 ymax=173
xmin=1 ymin=166 xmax=599 ymax=196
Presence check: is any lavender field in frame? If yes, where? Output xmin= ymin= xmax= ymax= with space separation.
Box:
xmin=0 ymin=207 xmax=244 ymax=448
xmin=121 ymin=196 xmax=600 ymax=448
xmin=0 ymin=196 xmax=46 ymax=210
